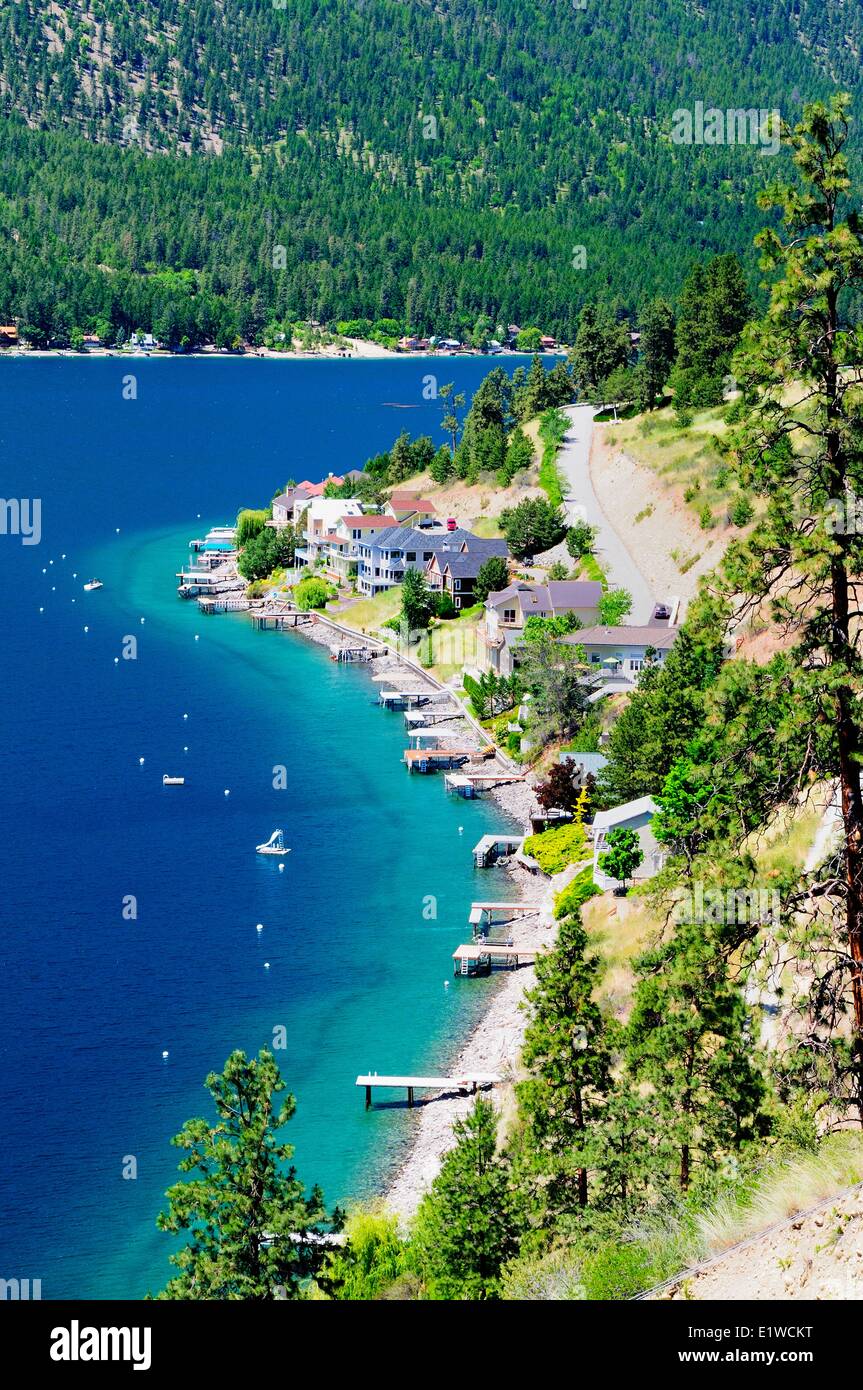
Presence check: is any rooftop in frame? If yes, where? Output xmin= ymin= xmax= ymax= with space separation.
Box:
xmin=562 ymin=624 xmax=679 ymax=650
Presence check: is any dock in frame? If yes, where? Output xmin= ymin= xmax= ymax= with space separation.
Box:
xmin=357 ymin=1072 xmax=501 ymax=1108
xmin=469 ymin=900 xmax=537 ymax=930
xmin=403 ymin=747 xmax=471 ymax=773
xmin=332 ymin=644 xmax=386 ymax=662
xmin=197 ymin=594 xmax=250 ymax=614
xmin=453 ymin=944 xmax=538 ymax=977
xmin=444 ymin=770 xmax=526 ymax=796
xmin=379 ymin=690 xmax=432 ymax=710
xmin=472 ymin=834 xmax=524 ymax=867
xmin=252 ymin=611 xmax=314 ymax=630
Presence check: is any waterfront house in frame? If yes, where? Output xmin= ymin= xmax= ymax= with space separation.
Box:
xmin=560 ymin=624 xmax=679 ymax=698
xmin=0 ymin=324 xmax=18 ymax=346
xmin=484 ymin=580 xmax=603 ymax=675
xmin=295 ymin=497 xmax=364 ymax=567
xmin=426 ymin=537 xmax=511 ymax=610
xmin=357 ymin=526 xmax=502 ymax=599
xmin=318 ymin=513 xmax=398 ymax=582
xmin=540 ymin=334 xmax=558 ymax=349
xmin=559 ymin=751 xmax=609 ymax=786
xmin=271 ymin=486 xmax=314 ymax=526
xmin=592 ymin=795 xmax=664 ymax=889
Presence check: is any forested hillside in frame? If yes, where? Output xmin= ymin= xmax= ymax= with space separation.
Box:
xmin=2 ymin=0 xmax=863 ymax=341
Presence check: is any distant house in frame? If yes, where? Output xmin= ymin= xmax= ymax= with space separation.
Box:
xmin=0 ymin=324 xmax=18 ymax=346
xmin=426 ymin=537 xmax=510 ymax=610
xmin=389 ymin=492 xmax=437 ymax=526
xmin=484 ymin=580 xmax=603 ymax=675
xmin=560 ymin=624 xmax=679 ymax=696
xmin=270 ymin=486 xmax=313 ymax=526
xmin=592 ymin=795 xmax=664 ymax=889
xmin=129 ymin=332 xmax=157 ymax=349
xmin=540 ymin=334 xmax=557 ymax=349
xmin=295 ymin=498 xmax=364 ymax=567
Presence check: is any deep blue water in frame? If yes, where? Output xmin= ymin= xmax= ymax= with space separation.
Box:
xmin=0 ymin=357 xmax=524 ymax=1299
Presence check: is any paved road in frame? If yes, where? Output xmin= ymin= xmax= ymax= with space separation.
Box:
xmin=558 ymin=404 xmax=655 ymax=624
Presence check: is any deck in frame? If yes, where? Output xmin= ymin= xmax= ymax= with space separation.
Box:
xmin=472 ymin=833 xmax=524 ymax=867
xmin=357 ymin=1072 xmax=502 ymax=1108
xmin=403 ymin=747 xmax=472 ymax=772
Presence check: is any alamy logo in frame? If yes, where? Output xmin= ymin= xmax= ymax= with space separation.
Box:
xmin=0 ymin=1276 xmax=41 ymax=1299
xmin=0 ymin=497 xmax=41 ymax=545
xmin=50 ymin=1321 xmax=152 ymax=1372
xmin=671 ymin=102 xmax=781 ymax=157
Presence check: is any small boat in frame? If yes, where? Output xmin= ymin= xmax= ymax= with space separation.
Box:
xmin=83 ymin=579 xmax=103 ymax=591
xmin=256 ymin=829 xmax=291 ymax=856
xmin=162 ymin=775 xmax=185 ymax=786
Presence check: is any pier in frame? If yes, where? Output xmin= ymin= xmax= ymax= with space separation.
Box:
xmin=444 ymin=769 xmax=527 ymax=796
xmin=252 ymin=610 xmax=314 ymax=630
xmin=452 ymin=944 xmax=538 ymax=977
xmin=379 ymin=690 xmax=432 ymax=710
xmin=357 ymin=1072 xmax=502 ymax=1108
xmin=197 ymin=594 xmax=250 ymax=613
xmin=472 ymin=834 xmax=525 ymax=867
xmin=403 ymin=747 xmax=472 ymax=773
xmin=468 ymin=900 xmax=537 ymax=929
xmin=332 ymin=644 xmax=387 ymax=662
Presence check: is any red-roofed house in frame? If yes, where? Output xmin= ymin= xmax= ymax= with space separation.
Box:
xmin=388 ymin=493 xmax=438 ymax=526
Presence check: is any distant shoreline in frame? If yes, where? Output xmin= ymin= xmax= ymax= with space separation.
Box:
xmin=0 ymin=346 xmax=567 ymax=364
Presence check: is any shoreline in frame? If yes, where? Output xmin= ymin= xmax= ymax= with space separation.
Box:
xmin=0 ymin=348 xmax=565 ymax=364
xmin=283 ymin=607 xmax=546 ymax=1217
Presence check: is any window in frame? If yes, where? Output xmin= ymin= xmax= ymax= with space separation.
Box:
xmin=630 ymin=659 xmax=642 ymax=673
xmin=406 ymin=552 xmax=416 ymax=562
xmin=423 ymin=552 xmax=433 ymax=561
xmin=503 ymin=608 xmax=516 ymax=624
xmin=455 ymin=597 xmax=462 ymax=609
xmin=454 ymin=579 xmax=461 ymax=591
xmin=591 ymin=653 xmax=601 ymax=664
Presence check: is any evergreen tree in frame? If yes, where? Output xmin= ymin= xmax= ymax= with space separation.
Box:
xmin=636 ymin=297 xmax=676 ymax=410
xmin=410 ymin=1099 xmax=523 ymax=1300
xmin=154 ymin=1050 xmax=333 ymax=1300
xmin=671 ymin=253 xmax=751 ymax=407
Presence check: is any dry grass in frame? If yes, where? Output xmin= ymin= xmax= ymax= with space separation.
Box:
xmin=581 ymin=892 xmax=659 ymax=1019
xmin=696 ymin=1134 xmax=863 ymax=1257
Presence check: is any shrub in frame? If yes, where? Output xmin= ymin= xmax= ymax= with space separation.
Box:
xmin=729 ymin=494 xmax=754 ymax=527
xmin=581 ymin=1241 xmax=654 ymax=1301
xmin=554 ymin=866 xmax=601 ymax=919
xmin=522 ymin=822 xmax=589 ymax=875
xmin=294 ymin=577 xmax=334 ymax=610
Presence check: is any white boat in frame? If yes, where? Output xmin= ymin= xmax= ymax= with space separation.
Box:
xmin=163 ymin=775 xmax=185 ymax=786
xmin=256 ymin=829 xmax=291 ymax=856
xmin=83 ymin=579 xmax=103 ymax=591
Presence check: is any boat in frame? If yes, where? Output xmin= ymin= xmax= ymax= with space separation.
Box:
xmin=162 ymin=775 xmax=185 ymax=786
xmin=256 ymin=829 xmax=291 ymax=856
xmin=83 ymin=579 xmax=103 ymax=591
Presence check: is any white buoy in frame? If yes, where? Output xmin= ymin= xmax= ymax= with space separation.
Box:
xmin=115 ymin=527 xmax=120 ymax=533
xmin=194 ymin=634 xmax=200 ymax=641
xmin=162 ymin=1050 xmax=169 ymax=1059
xmin=61 ymin=553 xmax=66 ymax=559
xmin=140 ymin=617 xmax=145 ymax=625
xmin=49 ymin=560 xmax=54 ymax=566
xmin=224 ymin=789 xmax=230 ymax=796
xmin=444 ymin=980 xmax=449 ymax=989
xmin=84 ymin=625 xmax=89 ymax=633
xmin=51 ymin=586 xmax=55 ymax=591
xmin=139 ymin=757 xmax=145 ymax=765
xmin=114 ymin=657 xmax=119 ymax=665
xmin=278 ymin=863 xmax=285 ymax=872
xmin=73 ymin=572 xmax=77 ymax=578
xmin=183 ymin=713 xmax=188 ymax=720
xmin=264 ymin=962 xmax=270 ymax=969
xmin=458 ymin=826 xmax=464 ymax=834
xmin=183 ymin=745 xmax=188 ymax=752
xmin=42 ymin=567 xmax=46 ymax=574
xmin=256 ymin=923 xmax=264 ymax=932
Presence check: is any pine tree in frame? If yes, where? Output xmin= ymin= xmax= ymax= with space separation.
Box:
xmin=154 ymin=1050 xmax=333 ymax=1299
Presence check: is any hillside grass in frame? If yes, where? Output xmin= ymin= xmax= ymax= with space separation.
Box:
xmin=604 ymin=402 xmax=745 ymax=530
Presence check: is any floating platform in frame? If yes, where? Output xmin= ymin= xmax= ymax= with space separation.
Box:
xmin=453 ymin=944 xmax=537 ymax=977
xmin=472 ymin=834 xmax=524 ymax=867
xmin=357 ymin=1072 xmax=501 ymax=1108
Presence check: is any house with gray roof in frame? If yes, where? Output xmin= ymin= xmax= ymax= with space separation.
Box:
xmin=426 ymin=537 xmax=510 ymax=610
xmin=484 ymin=579 xmax=604 ymax=674
xmin=560 ymin=624 xmax=679 ymax=700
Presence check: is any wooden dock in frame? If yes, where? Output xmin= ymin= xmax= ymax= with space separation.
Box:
xmin=472 ymin=834 xmax=524 ymax=867
xmin=453 ymin=944 xmax=538 ymax=977
xmin=471 ymin=900 xmax=537 ymax=922
xmin=357 ymin=1072 xmax=501 ymax=1108
xmin=332 ymin=644 xmax=386 ymax=662
xmin=380 ymin=690 xmax=433 ymax=710
xmin=404 ymin=747 xmax=471 ymax=773
xmin=252 ymin=610 xmax=313 ymax=630
xmin=197 ymin=594 xmax=250 ymax=614
xmin=445 ymin=770 xmax=526 ymax=796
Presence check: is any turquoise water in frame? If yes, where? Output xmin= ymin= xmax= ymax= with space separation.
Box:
xmin=0 ymin=358 xmax=521 ymax=1298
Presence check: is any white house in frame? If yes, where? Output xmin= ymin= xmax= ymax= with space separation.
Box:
xmin=295 ymin=498 xmax=364 ymax=566
xmin=592 ymin=795 xmax=664 ymax=890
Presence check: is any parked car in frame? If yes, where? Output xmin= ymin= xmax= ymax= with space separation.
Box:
xmin=446 ymin=516 xmax=457 ymax=532
xmin=653 ymin=603 xmax=671 ymax=621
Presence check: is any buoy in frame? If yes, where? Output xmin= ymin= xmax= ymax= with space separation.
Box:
xmin=278 ymin=863 xmax=285 ymax=872
xmin=114 ymin=657 xmax=119 ymax=665
xmin=84 ymin=625 xmax=89 ymax=632
xmin=224 ymin=789 xmax=230 ymax=796
xmin=73 ymin=572 xmax=77 ymax=578
xmin=458 ymin=826 xmax=464 ymax=834
xmin=140 ymin=617 xmax=145 ymax=625
xmin=183 ymin=713 xmax=188 ymax=720
xmin=61 ymin=553 xmax=66 ymax=559
xmin=264 ymin=962 xmax=270 ymax=970
xmin=49 ymin=560 xmax=54 ymax=566
xmin=115 ymin=527 xmax=120 ymax=533
xmin=183 ymin=745 xmax=188 ymax=752
xmin=194 ymin=634 xmax=200 ymax=641
xmin=42 ymin=567 xmax=46 ymax=574
xmin=51 ymin=586 xmax=55 ymax=591
xmin=162 ymin=1050 xmax=169 ymax=1059
xmin=139 ymin=757 xmax=145 ymax=765
xmin=256 ymin=924 xmax=263 ymax=932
